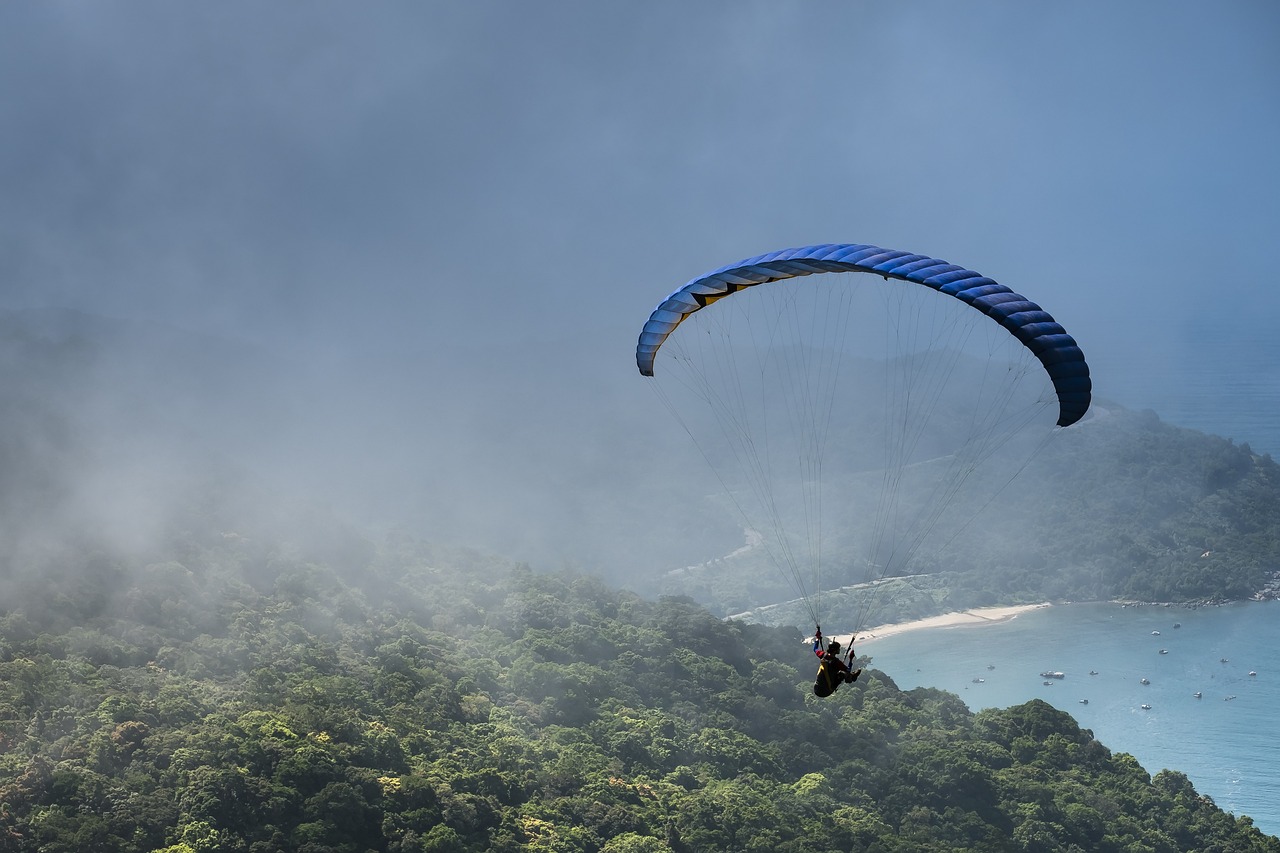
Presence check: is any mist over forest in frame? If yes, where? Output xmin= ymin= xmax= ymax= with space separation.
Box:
xmin=0 ymin=307 xmax=718 ymax=582
xmin=3 ymin=306 xmax=1275 ymax=625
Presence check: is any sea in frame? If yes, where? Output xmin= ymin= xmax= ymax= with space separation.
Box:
xmin=1096 ymin=318 xmax=1280 ymax=460
xmin=861 ymin=600 xmax=1280 ymax=836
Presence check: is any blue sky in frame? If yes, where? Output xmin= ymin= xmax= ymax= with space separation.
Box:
xmin=2 ymin=2 xmax=1278 ymax=562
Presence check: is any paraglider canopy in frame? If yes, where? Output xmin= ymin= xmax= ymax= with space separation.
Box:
xmin=637 ymin=243 xmax=1090 ymax=426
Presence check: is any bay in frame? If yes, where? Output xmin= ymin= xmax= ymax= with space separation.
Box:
xmin=860 ymin=600 xmax=1280 ymax=836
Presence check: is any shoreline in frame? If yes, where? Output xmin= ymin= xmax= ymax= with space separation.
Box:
xmin=836 ymin=602 xmax=1052 ymax=647
xmin=836 ymin=597 xmax=1274 ymax=647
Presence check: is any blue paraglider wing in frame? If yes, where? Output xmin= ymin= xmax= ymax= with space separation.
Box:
xmin=636 ymin=243 xmax=1091 ymax=426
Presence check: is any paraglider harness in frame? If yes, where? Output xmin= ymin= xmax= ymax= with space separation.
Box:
xmin=812 ymin=626 xmax=859 ymax=697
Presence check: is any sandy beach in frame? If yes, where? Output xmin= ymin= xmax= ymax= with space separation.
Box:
xmin=829 ymin=602 xmax=1051 ymax=647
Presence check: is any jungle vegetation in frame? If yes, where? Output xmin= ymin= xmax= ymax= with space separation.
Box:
xmin=1 ymin=525 xmax=1276 ymax=852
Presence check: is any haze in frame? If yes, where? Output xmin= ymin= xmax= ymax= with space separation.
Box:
xmin=2 ymin=2 xmax=1277 ymax=578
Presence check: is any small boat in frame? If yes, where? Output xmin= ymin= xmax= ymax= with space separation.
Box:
xmin=1194 ymin=692 xmax=1202 ymax=699
xmin=1040 ymin=671 xmax=1065 ymax=679
xmin=1173 ymin=623 xmax=1181 ymax=629
xmin=971 ymin=677 xmax=985 ymax=684
xmin=987 ymin=664 xmax=995 ymax=670
xmin=1079 ymin=699 xmax=1089 ymax=705
xmin=1140 ymin=678 xmax=1150 ymax=685
xmin=1225 ymin=695 xmax=1237 ymax=701
xmin=1089 ymin=670 xmax=1099 ymax=675
xmin=1141 ymin=704 xmax=1151 ymax=710
xmin=1221 ymin=658 xmax=1229 ymax=663
xmin=1151 ymin=630 xmax=1161 ymax=635
xmin=1249 ymin=671 xmax=1257 ymax=677
xmin=1159 ymin=649 xmax=1169 ymax=655
xmin=1042 ymin=680 xmax=1054 ymax=686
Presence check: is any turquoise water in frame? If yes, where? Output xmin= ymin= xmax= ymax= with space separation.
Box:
xmin=860 ymin=600 xmax=1280 ymax=836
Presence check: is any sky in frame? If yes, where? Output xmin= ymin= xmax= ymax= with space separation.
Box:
xmin=2 ymin=2 xmax=1278 ymax=570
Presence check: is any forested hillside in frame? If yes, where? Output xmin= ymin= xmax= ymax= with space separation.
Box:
xmin=1 ymin=528 xmax=1275 ymax=852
